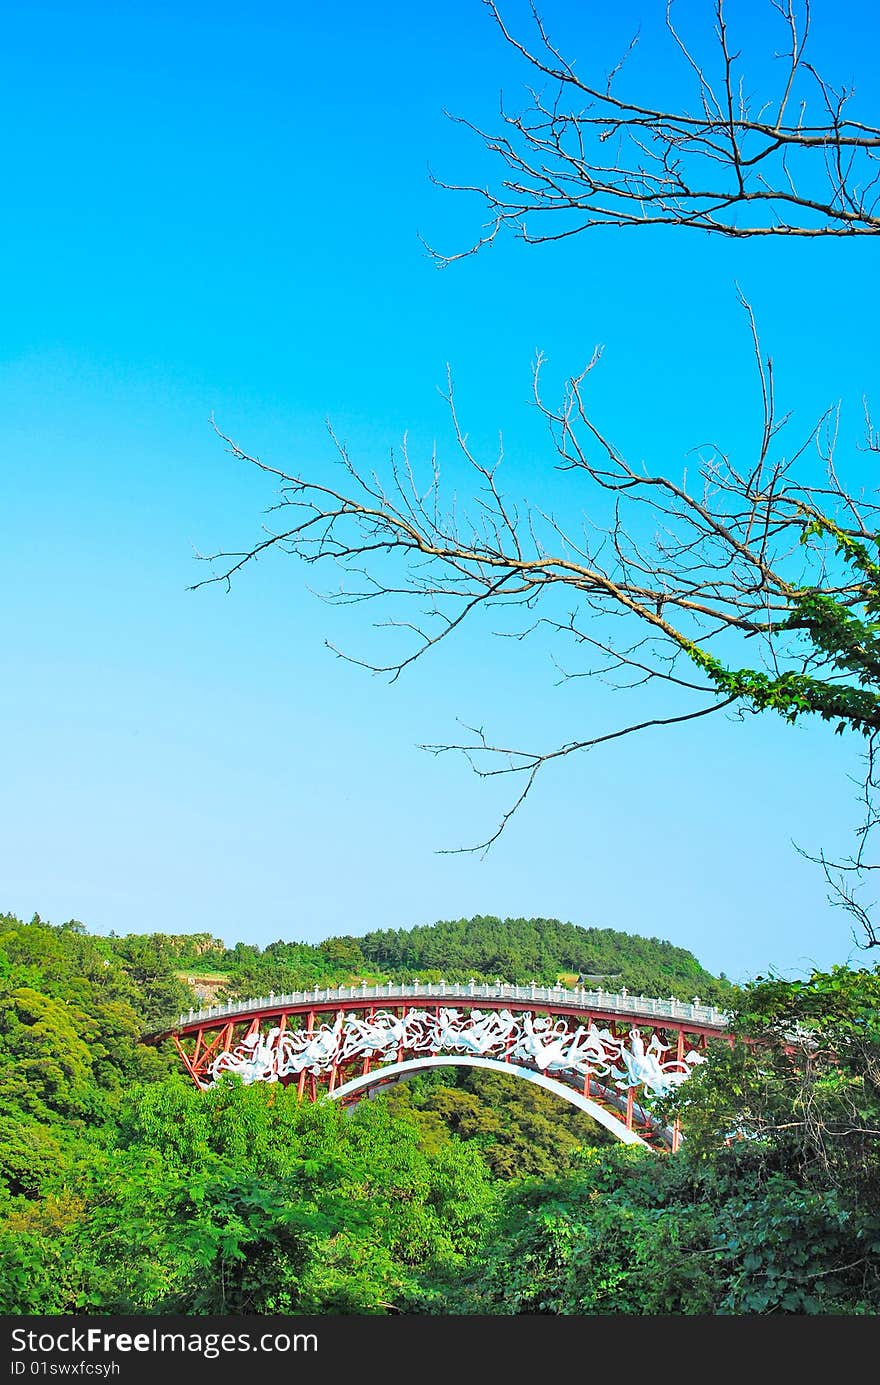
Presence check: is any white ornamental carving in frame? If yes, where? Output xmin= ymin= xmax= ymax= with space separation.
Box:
xmin=208 ymin=1006 xmax=706 ymax=1100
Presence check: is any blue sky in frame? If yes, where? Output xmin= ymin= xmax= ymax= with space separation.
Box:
xmin=2 ymin=0 xmax=878 ymax=983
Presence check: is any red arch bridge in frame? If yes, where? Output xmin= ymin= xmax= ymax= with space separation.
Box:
xmin=151 ymin=982 xmax=731 ymax=1152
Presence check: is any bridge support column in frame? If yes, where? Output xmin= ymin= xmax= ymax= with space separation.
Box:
xmin=361 ymin=1005 xmax=376 ymax=1078
xmin=173 ymin=1033 xmax=206 ymax=1089
xmin=397 ymin=1004 xmax=407 ymax=1065
xmin=671 ymin=1029 xmax=687 ymax=1150
xmin=202 ymin=1022 xmax=234 ymax=1082
xmin=297 ymin=1010 xmax=315 ymax=1099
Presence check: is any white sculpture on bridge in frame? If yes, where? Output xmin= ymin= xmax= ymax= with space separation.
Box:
xmin=607 ymin=1029 xmax=706 ymax=1093
xmin=207 ymin=1005 xmax=706 ymax=1100
xmin=428 ymin=1007 xmax=520 ymax=1056
xmin=339 ymin=1010 xmax=412 ymax=1061
xmin=512 ymin=1014 xmax=580 ymax=1072
xmin=212 ymin=1027 xmax=281 ymax=1084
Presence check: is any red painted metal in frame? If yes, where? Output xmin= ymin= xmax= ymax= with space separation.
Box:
xmin=297 ymin=1010 xmax=314 ymax=1100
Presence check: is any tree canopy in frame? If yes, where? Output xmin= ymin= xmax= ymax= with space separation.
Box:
xmin=110 ymin=912 xmax=730 ymax=1006
xmin=2 ymin=908 xmax=878 ymax=1314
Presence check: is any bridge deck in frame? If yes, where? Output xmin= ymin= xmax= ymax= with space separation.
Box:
xmin=152 ymin=981 xmax=730 ymax=1041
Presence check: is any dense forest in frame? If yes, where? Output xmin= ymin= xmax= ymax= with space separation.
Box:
xmin=1 ymin=909 xmax=878 ymax=1314
xmin=91 ymin=913 xmax=730 ymax=1024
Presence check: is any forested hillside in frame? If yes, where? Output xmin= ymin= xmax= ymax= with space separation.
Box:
xmin=2 ymin=909 xmax=878 ymax=1315
xmin=78 ymin=912 xmax=730 ymax=1020
xmin=356 ymin=916 xmax=727 ymax=999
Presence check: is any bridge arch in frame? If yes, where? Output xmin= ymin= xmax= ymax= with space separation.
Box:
xmin=329 ymin=1054 xmax=652 ymax=1147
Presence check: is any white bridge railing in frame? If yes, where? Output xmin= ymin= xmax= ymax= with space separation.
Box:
xmin=174 ymin=981 xmax=729 ymax=1032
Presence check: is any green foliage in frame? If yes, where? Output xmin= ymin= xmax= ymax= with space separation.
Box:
xmin=0 ymin=1001 xmax=497 ymax=1315
xmin=0 ymin=912 xmax=193 ymax=1032
xmin=357 ymin=915 xmax=730 ymax=1002
xmin=143 ymin=914 xmax=729 ymax=1004
xmin=445 ymin=967 xmax=880 ymax=1316
xmin=667 ymin=965 xmax=880 ymax=1202
xmin=453 ymin=1149 xmax=718 ymax=1315
xmin=106 ymin=912 xmax=730 ymax=1008
xmin=0 ymin=1118 xmax=67 ymax=1199
xmin=76 ymin=1152 xmax=332 ymax=1314
xmin=381 ymin=1067 xmax=613 ymax=1179
xmin=0 ymin=1190 xmax=86 ymax=1315
xmin=3 ymin=909 xmax=877 ymax=1316
xmin=455 ymin=1142 xmax=880 ymax=1316
xmin=685 ymin=519 xmax=880 ymax=735
xmin=689 ymin=643 xmax=880 ymax=733
xmin=711 ymin=1174 xmax=877 ymax=1314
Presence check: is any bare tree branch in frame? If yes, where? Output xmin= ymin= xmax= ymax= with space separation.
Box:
xmin=795 ymin=731 xmax=880 ymax=949
xmin=425 ymin=0 xmax=880 ymax=262
xmin=195 ymin=304 xmax=880 ymax=883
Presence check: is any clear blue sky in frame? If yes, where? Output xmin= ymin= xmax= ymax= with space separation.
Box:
xmin=2 ymin=0 xmax=878 ymax=983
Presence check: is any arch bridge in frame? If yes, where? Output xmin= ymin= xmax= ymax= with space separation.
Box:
xmin=151 ymin=981 xmax=731 ymax=1151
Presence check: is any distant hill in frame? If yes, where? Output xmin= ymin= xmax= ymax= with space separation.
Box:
xmin=355 ymin=915 xmax=730 ymax=1003
xmin=0 ymin=909 xmax=732 ymax=1031
xmin=107 ymin=912 xmax=731 ymax=1011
